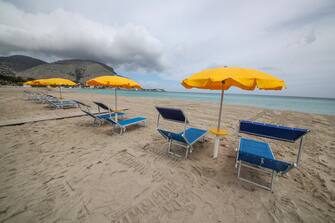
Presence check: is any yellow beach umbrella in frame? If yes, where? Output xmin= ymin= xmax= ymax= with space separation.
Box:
xmin=181 ymin=67 xmax=286 ymax=158
xmin=38 ymin=78 xmax=77 ymax=87
xmin=23 ymin=80 xmax=34 ymax=85
xmin=86 ymin=75 xmax=142 ymax=120
xmin=24 ymin=79 xmax=48 ymax=86
xmin=24 ymin=79 xmax=50 ymax=96
xmin=35 ymin=78 xmax=76 ymax=99
xmin=86 ymin=75 xmax=141 ymax=89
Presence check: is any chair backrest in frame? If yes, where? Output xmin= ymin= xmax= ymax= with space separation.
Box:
xmin=155 ymin=107 xmax=189 ymax=124
xmin=72 ymin=100 xmax=89 ymax=111
xmin=81 ymin=110 xmax=98 ymax=119
xmin=46 ymin=94 xmax=57 ymax=99
xmin=239 ymin=120 xmax=309 ymax=142
xmin=94 ymin=101 xmax=111 ymax=111
xmin=72 ymin=100 xmax=89 ymax=107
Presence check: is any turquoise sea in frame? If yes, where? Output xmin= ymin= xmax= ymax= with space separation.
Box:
xmin=71 ymin=88 xmax=335 ymax=116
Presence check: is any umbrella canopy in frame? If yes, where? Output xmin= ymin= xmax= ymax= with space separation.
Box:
xmin=23 ymin=80 xmax=34 ymax=85
xmin=24 ymin=79 xmax=47 ymax=86
xmin=37 ymin=78 xmax=77 ymax=86
xmin=86 ymin=75 xmax=142 ymax=120
xmin=25 ymin=78 xmax=76 ymax=98
xmin=181 ymin=67 xmax=286 ymax=158
xmin=86 ymin=76 xmax=141 ymax=89
xmin=182 ymin=67 xmax=286 ymax=90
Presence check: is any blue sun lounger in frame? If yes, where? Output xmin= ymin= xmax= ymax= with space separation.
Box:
xmin=92 ymin=101 xmax=145 ymax=134
xmin=155 ymin=107 xmax=208 ymax=159
xmin=105 ymin=116 xmax=146 ymax=134
xmin=74 ymin=100 xmax=125 ymax=126
xmin=236 ymin=120 xmax=309 ymax=191
xmin=46 ymin=97 xmax=78 ymax=109
xmin=32 ymin=93 xmax=55 ymax=104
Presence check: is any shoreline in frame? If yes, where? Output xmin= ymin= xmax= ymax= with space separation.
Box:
xmin=6 ymin=85 xmax=334 ymax=116
xmin=66 ymin=87 xmax=335 ymax=117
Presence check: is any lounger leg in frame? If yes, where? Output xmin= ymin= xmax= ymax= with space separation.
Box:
xmin=237 ymin=161 xmax=241 ymax=179
xmin=270 ymin=170 xmax=276 ymax=192
xmin=235 ymin=150 xmax=239 ymax=168
xmin=93 ymin=118 xmax=101 ymax=127
xmin=168 ymin=140 xmax=172 ymax=154
xmin=237 ymin=162 xmax=274 ymax=191
xmin=185 ymin=146 xmax=189 ymax=159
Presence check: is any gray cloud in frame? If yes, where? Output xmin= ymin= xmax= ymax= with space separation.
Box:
xmin=0 ymin=1 xmax=164 ymax=72
xmin=1 ymin=0 xmax=335 ymax=97
xmin=266 ymin=1 xmax=335 ymax=32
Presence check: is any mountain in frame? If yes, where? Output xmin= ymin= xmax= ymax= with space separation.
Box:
xmin=0 ymin=55 xmax=47 ymax=77
xmin=0 ymin=55 xmax=119 ymax=84
xmin=17 ymin=59 xmax=118 ymax=83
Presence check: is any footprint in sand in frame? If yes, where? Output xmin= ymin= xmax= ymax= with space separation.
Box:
xmin=201 ymin=167 xmax=217 ymax=178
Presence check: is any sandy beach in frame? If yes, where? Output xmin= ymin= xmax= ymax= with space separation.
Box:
xmin=0 ymin=87 xmax=334 ymax=223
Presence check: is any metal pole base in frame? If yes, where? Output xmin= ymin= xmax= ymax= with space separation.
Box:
xmin=213 ymin=136 xmax=221 ymax=159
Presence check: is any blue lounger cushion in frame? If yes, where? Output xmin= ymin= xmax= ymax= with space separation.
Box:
xmin=110 ymin=117 xmax=146 ymax=127
xmin=96 ymin=113 xmax=125 ymax=119
xmin=238 ymin=138 xmax=294 ymax=173
xmin=52 ymin=100 xmax=75 ymax=104
xmin=183 ymin=128 xmax=207 ymax=144
xmin=240 ymin=138 xmax=274 ymax=159
xmin=158 ymin=127 xmax=207 ymax=145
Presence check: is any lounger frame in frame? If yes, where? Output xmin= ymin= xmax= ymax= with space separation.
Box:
xmin=74 ymin=100 xmax=123 ymax=127
xmin=236 ymin=120 xmax=309 ymax=191
xmin=235 ymin=139 xmax=277 ymax=191
xmin=237 ymin=160 xmax=276 ymax=191
xmin=157 ymin=128 xmax=206 ymax=159
xmin=46 ymin=99 xmax=78 ymax=109
xmin=156 ymin=107 xmax=207 ymax=159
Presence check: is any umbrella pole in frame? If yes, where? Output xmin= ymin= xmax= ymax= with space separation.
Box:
xmin=115 ymin=88 xmax=118 ymax=121
xmin=217 ymin=89 xmax=224 ymax=131
xmin=59 ymin=87 xmax=62 ymax=99
xmin=213 ymin=88 xmax=224 ymax=159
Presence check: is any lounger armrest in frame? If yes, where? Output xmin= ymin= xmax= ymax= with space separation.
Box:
xmin=82 ymin=110 xmax=98 ymax=119
xmin=157 ymin=128 xmax=186 ymax=143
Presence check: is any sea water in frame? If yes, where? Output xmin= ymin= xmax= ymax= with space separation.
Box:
xmin=71 ymin=88 xmax=335 ymax=116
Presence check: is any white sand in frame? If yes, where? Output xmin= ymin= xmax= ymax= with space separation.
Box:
xmin=0 ymin=87 xmax=334 ymax=223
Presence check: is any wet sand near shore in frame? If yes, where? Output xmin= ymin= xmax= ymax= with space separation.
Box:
xmin=0 ymin=87 xmax=334 ymax=223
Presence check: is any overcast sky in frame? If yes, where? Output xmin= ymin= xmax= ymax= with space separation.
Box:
xmin=0 ymin=0 xmax=334 ymax=97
